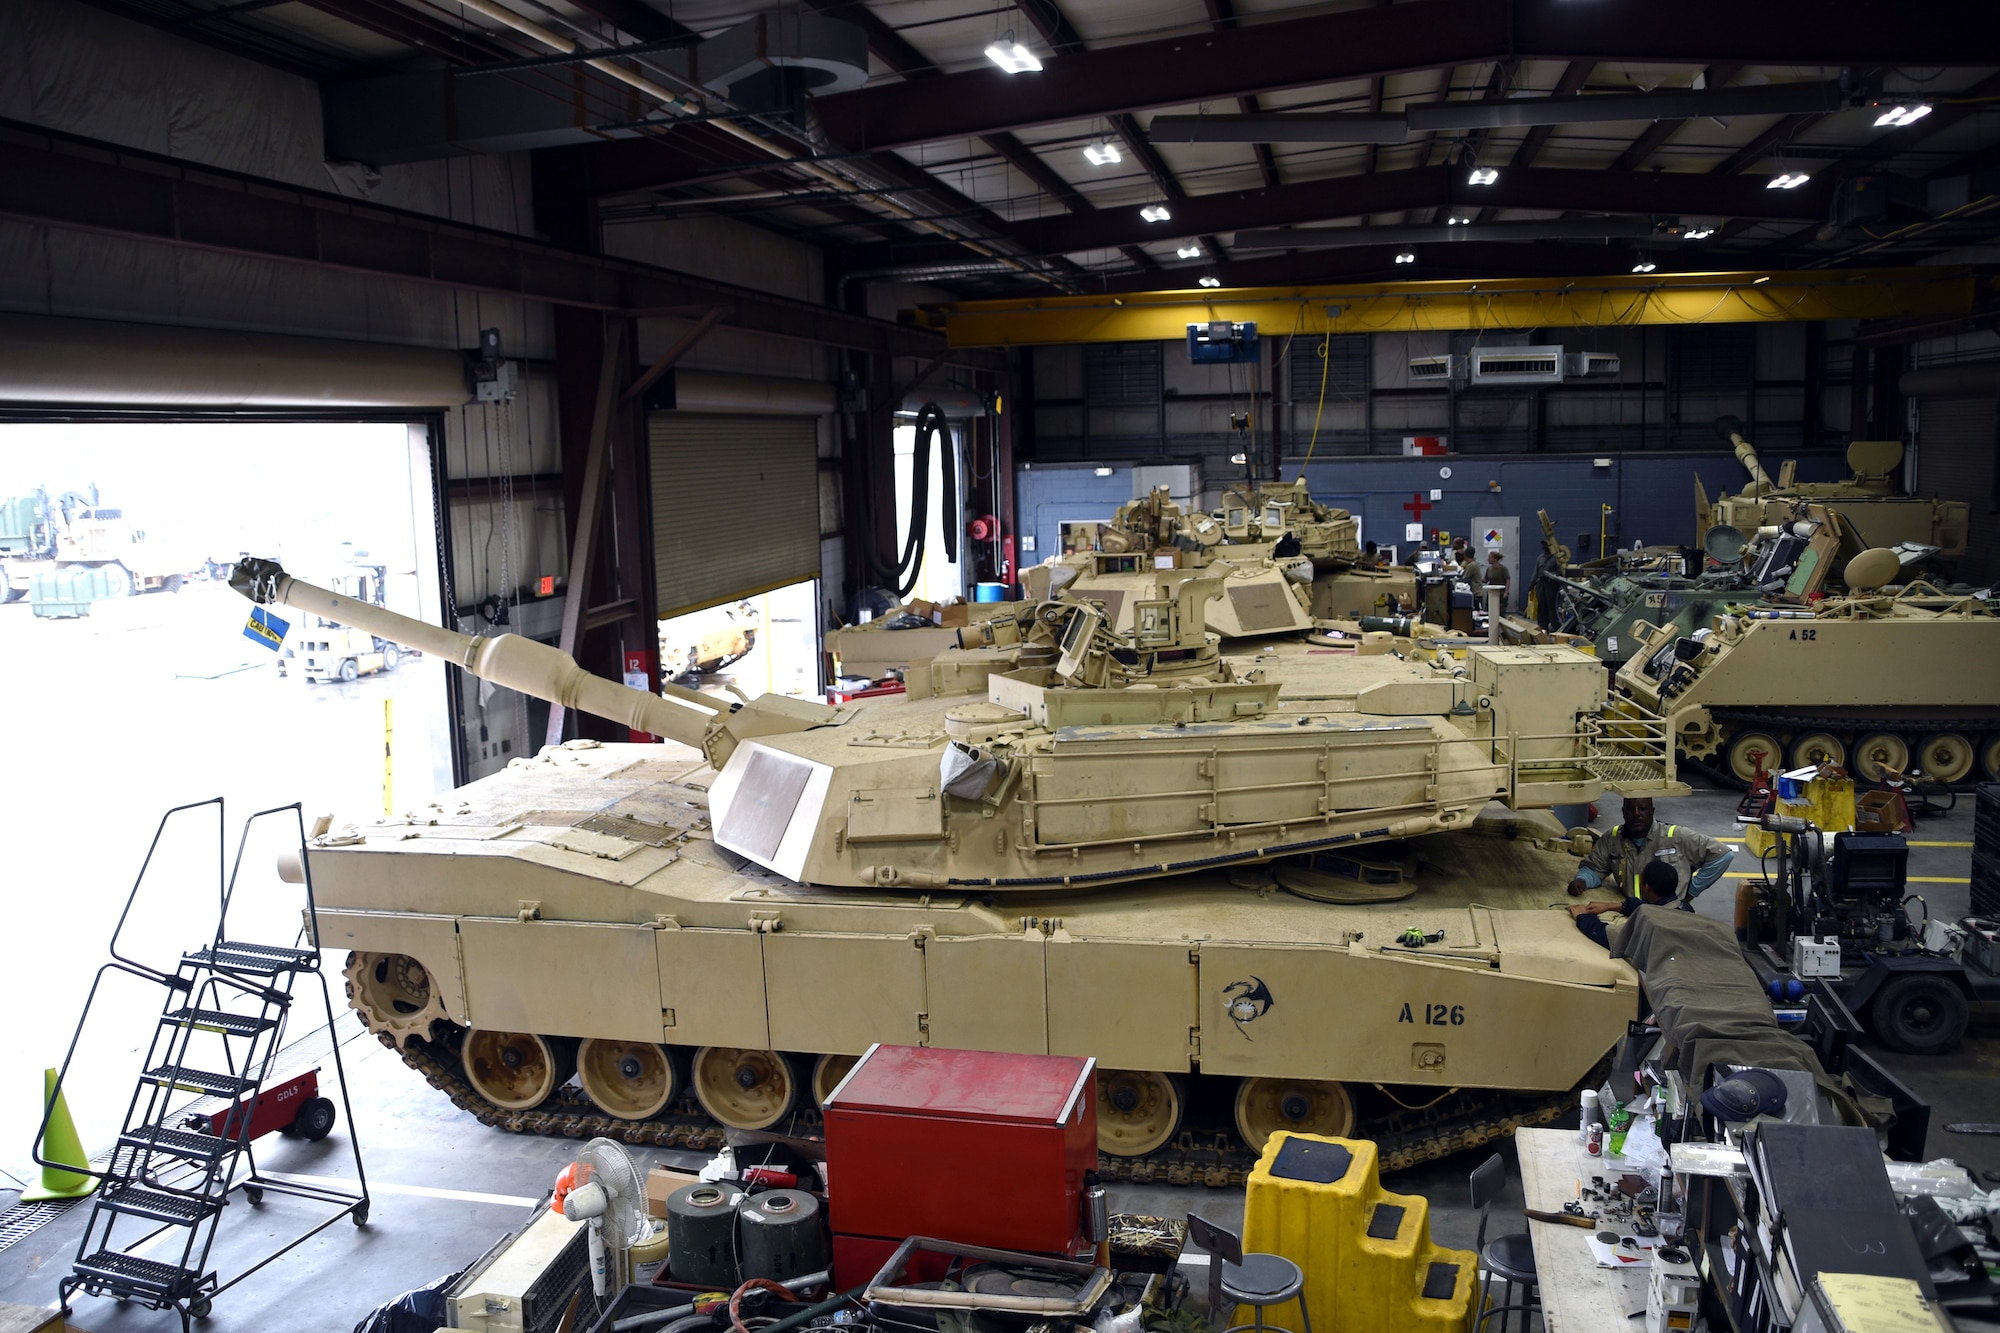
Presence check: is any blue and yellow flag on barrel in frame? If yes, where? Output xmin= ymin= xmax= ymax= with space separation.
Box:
xmin=244 ymin=604 xmax=289 ymax=651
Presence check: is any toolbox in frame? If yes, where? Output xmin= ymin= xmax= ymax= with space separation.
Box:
xmin=822 ymin=1044 xmax=1097 ymax=1277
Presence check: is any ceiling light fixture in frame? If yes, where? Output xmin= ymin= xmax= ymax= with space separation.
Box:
xmin=1467 ymin=166 xmax=1499 ymax=186
xmin=1394 ymin=251 xmax=1417 ymax=264
xmin=1446 ymin=215 xmax=1471 ymax=225
xmin=1752 ymin=275 xmax=1771 ymax=284
xmin=1176 ymin=243 xmax=1202 ymax=259
xmin=983 ymin=36 xmax=1042 ymax=73
xmin=1766 ymin=172 xmax=1810 ymax=189
xmin=1199 ymin=276 xmax=1223 ymax=288
xmin=1873 ymin=103 xmax=1932 ymax=128
xmin=1083 ymin=139 xmax=1121 ymax=166
xmin=1141 ymin=204 xmax=1172 ymax=222
xmin=1632 ymin=261 xmax=1658 ymax=273
xmin=1682 ymin=225 xmax=1716 ymax=240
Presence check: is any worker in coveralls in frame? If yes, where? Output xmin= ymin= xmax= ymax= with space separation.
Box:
xmin=1566 ymin=796 xmax=1734 ymax=905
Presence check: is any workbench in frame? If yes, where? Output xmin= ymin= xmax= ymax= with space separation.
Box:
xmin=1514 ymin=1127 xmax=1650 ymax=1330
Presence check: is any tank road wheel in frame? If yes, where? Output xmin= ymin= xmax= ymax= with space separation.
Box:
xmin=1096 ymin=1070 xmax=1185 ymax=1157
xmin=1232 ymin=1078 xmax=1356 ymax=1155
xmin=1983 ymin=735 xmax=2000 ymax=783
xmin=461 ymin=1030 xmax=575 ymax=1111
xmin=1852 ymin=732 xmax=1911 ymax=784
xmin=1870 ymin=975 xmax=1969 ymax=1056
xmin=1789 ymin=731 xmax=1845 ymax=771
xmin=810 ymin=1053 xmax=858 ymax=1107
xmin=1913 ymin=733 xmax=1975 ymax=786
xmin=1725 ymin=731 xmax=1784 ymax=785
xmin=691 ymin=1047 xmax=799 ymax=1131
xmin=343 ymin=952 xmax=450 ymax=1049
xmin=578 ymin=1039 xmax=682 ymax=1120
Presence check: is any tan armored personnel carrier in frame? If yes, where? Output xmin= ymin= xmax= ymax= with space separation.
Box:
xmin=233 ymin=558 xmax=1678 ymax=1178
xmin=1613 ymin=563 xmax=2000 ymax=784
xmin=1698 ymin=417 xmax=1967 ymax=559
xmin=1050 ymin=480 xmax=1416 ymax=638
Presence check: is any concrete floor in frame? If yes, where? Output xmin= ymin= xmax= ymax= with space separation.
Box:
xmin=1 ymin=776 xmax=1992 ymax=1332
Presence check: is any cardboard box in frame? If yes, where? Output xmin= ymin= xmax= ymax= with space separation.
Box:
xmin=645 ymin=1166 xmax=702 ymax=1219
xmin=938 ymin=601 xmax=970 ymax=628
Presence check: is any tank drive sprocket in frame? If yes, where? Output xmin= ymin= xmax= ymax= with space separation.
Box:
xmin=344 ymin=952 xmax=452 ymax=1049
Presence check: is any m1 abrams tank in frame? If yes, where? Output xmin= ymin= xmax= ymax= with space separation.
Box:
xmin=1613 ymin=562 xmax=2000 ymax=785
xmin=233 ymin=557 xmax=1675 ymax=1180
xmin=1698 ymin=416 xmax=1967 ymax=559
xmin=1046 ymin=480 xmax=1416 ymax=639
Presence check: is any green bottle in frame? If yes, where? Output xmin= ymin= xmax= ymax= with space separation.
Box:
xmin=1606 ymin=1103 xmax=1633 ymax=1157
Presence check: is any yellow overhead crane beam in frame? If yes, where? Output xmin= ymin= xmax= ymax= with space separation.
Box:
xmin=918 ymin=267 xmax=1983 ymax=348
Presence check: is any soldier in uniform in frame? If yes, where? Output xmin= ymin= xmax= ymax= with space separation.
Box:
xmin=1566 ymin=796 xmax=1734 ymax=905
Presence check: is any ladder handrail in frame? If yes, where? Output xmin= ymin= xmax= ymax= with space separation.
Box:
xmin=109 ymin=798 xmax=224 ymax=988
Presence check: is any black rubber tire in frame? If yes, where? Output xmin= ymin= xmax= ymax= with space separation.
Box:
xmin=294 ymin=1096 xmax=337 ymax=1142
xmin=339 ymin=658 xmax=359 ymax=683
xmin=243 ymin=1185 xmax=263 ymax=1206
xmin=382 ymin=645 xmax=400 ymax=671
xmin=352 ymin=1200 xmax=370 ymax=1226
xmin=1870 ymin=974 xmax=1969 ymax=1056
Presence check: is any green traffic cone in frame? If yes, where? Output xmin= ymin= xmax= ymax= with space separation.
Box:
xmin=22 ymin=1068 xmax=96 ymax=1201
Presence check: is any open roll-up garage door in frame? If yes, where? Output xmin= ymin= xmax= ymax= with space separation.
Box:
xmin=651 ymin=413 xmax=819 ymax=618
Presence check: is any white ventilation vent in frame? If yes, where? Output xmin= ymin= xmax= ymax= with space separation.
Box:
xmin=1565 ymin=352 xmax=1621 ymax=378
xmin=1409 ymin=354 xmax=1465 ymax=383
xmin=1470 ymin=345 xmax=1564 ymax=385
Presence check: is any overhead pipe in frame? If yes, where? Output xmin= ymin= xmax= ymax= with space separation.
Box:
xmin=1151 ymin=80 xmax=1849 ymax=144
xmin=1235 ymin=218 xmax=1662 ymax=251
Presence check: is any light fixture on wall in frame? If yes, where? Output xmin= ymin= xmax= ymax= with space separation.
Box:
xmin=983 ymin=35 xmax=1043 ymax=73
xmin=1094 ymin=466 xmax=1114 ymax=477
xmin=1083 ymin=139 xmax=1121 ymax=166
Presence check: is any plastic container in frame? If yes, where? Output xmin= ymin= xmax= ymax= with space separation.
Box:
xmin=974 ymin=582 xmax=1008 ymax=602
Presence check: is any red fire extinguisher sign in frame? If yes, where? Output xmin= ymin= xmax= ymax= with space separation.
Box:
xmin=622 ymin=649 xmax=656 ymax=742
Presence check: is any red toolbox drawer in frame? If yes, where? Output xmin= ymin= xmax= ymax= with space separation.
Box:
xmin=823 ymin=1044 xmax=1097 ymax=1257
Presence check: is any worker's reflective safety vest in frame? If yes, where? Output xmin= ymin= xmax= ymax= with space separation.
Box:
xmin=1607 ymin=823 xmax=1690 ymax=904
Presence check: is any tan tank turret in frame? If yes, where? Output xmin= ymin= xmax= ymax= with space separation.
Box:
xmin=1698 ymin=417 xmax=1966 ymax=557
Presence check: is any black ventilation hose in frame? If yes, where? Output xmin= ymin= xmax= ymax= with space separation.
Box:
xmin=868 ymin=401 xmax=956 ymax=599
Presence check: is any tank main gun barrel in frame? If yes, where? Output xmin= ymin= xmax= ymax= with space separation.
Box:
xmin=1715 ymin=415 xmax=1773 ymax=493
xmin=231 ymin=557 xmax=742 ymax=760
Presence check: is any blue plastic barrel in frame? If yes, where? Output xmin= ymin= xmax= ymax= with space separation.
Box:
xmin=974 ymin=582 xmax=1007 ymax=602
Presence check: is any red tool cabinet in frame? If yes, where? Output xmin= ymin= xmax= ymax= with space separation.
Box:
xmin=823 ymin=1044 xmax=1097 ymax=1281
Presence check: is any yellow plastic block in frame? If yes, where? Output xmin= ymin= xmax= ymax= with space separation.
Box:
xmin=1240 ymin=1133 xmax=1473 ymax=1333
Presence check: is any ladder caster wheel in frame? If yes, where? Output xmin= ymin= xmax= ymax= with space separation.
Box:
xmin=243 ymin=1186 xmax=264 ymax=1206
xmin=352 ymin=1201 xmax=370 ymax=1227
xmin=189 ymin=1296 xmax=213 ymax=1319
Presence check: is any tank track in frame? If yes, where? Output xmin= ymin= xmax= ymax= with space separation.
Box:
xmin=1701 ymin=706 xmax=2000 ymax=788
xmin=377 ymin=1023 xmax=1573 ymax=1186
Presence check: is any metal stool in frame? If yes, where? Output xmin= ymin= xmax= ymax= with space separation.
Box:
xmin=1186 ymin=1214 xmax=1313 ymax=1333
xmin=1470 ymin=1153 xmax=1539 ymax=1333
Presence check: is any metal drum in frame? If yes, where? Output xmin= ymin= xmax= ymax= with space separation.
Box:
xmin=737 ymin=1189 xmax=828 ymax=1283
xmin=665 ymin=1183 xmax=741 ymax=1288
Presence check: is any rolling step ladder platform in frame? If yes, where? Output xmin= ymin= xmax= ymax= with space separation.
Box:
xmin=33 ymin=798 xmax=369 ymax=1330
